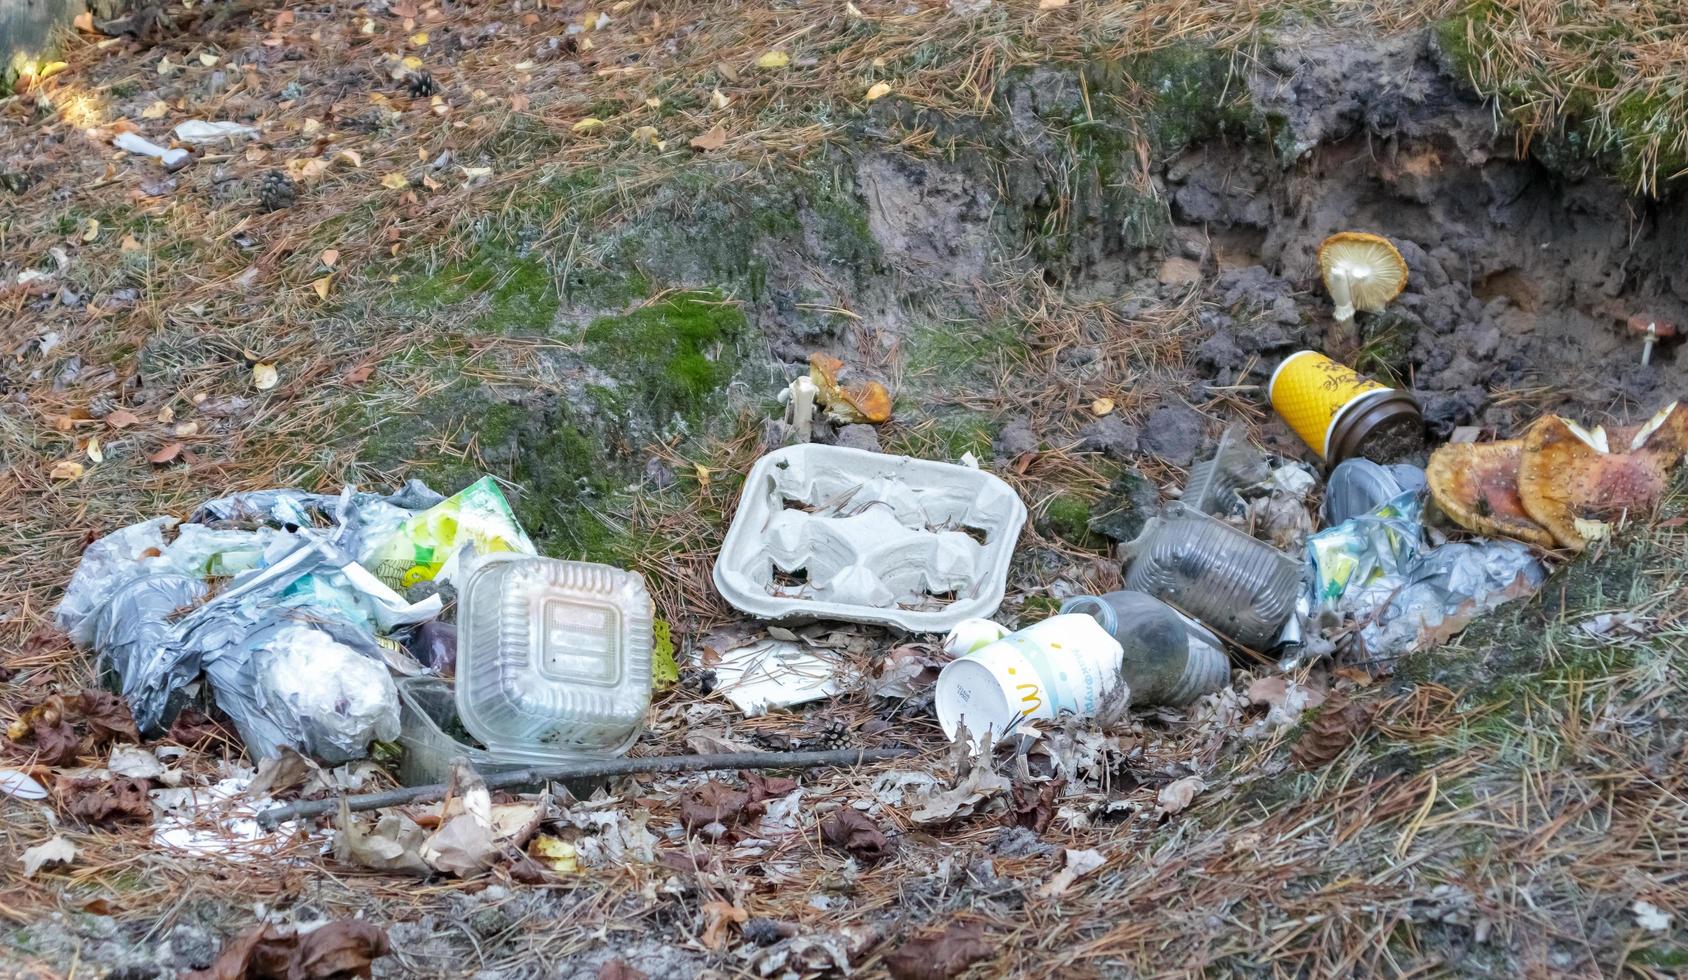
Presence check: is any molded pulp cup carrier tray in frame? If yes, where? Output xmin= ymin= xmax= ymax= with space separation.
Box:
xmin=455 ymin=555 xmax=653 ymax=758
xmin=713 ymin=445 xmax=1028 ymax=632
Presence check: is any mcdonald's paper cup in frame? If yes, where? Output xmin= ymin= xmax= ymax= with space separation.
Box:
xmin=1268 ymin=350 xmax=1391 ymax=460
xmin=934 ymin=614 xmax=1125 ymax=744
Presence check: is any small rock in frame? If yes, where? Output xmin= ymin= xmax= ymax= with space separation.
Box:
xmin=1196 ymin=329 xmax=1245 ymax=373
xmin=643 ymin=457 xmax=676 ymax=490
xmin=1088 ymin=468 xmax=1161 ymax=543
xmin=1157 ymin=256 xmax=1203 ymax=286
xmin=993 ymin=419 xmax=1038 ymax=459
xmin=1075 ymin=416 xmax=1140 ymax=460
xmin=760 ymin=419 xmax=795 ymax=453
xmin=832 ymin=424 xmax=881 ymax=453
xmin=1419 ymin=387 xmax=1487 ymax=439
xmin=1138 ymin=403 xmax=1206 ymax=467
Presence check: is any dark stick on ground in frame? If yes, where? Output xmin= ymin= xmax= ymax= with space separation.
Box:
xmin=255 ymin=747 xmax=918 ymax=828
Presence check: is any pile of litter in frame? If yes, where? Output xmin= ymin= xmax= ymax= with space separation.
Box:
xmin=6 ymin=227 xmax=1686 ymax=976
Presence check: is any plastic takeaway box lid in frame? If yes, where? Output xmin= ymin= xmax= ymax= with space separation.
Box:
xmin=454 ymin=555 xmax=654 ymax=758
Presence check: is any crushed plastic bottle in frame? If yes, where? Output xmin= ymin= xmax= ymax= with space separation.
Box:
xmin=1059 ymin=591 xmax=1230 ymax=706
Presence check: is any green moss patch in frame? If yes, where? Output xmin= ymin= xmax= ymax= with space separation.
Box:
xmin=578 ymin=289 xmax=748 ymax=435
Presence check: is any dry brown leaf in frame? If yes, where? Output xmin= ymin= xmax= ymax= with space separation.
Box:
xmin=104 ymin=408 xmax=140 ymax=429
xmin=820 ymin=809 xmax=890 ymax=863
xmin=73 ymin=11 xmax=96 ymax=31
xmin=184 ymin=920 xmax=390 ymax=980
xmin=596 ymin=961 xmax=649 ymax=980
xmin=1291 ymin=692 xmax=1373 ymax=769
xmin=77 ymin=689 xmax=140 ymax=745
xmin=49 ymin=460 xmax=85 ymax=481
xmin=690 ymin=124 xmax=727 ymax=152
xmin=344 ymin=364 xmax=376 ymax=384
xmin=885 ymin=922 xmax=993 ymax=980
xmin=700 ymin=900 xmax=747 ymax=950
xmin=57 ymin=776 xmax=152 ymax=827
xmin=320 ymin=248 xmax=340 ymax=267
xmin=148 ymin=442 xmax=184 ymax=465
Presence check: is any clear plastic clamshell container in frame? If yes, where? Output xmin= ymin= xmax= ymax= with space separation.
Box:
xmin=455 ymin=555 xmax=653 ymax=758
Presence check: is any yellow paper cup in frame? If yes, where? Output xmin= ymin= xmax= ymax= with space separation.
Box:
xmin=1269 ymin=351 xmax=1390 ymax=459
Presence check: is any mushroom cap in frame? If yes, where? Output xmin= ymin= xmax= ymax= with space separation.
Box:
xmin=1317 ymin=232 xmax=1409 ymax=313
xmin=1426 ymin=440 xmax=1556 ymax=548
xmin=1517 ymin=402 xmax=1688 ymax=551
xmin=1626 ymin=314 xmax=1679 ymax=338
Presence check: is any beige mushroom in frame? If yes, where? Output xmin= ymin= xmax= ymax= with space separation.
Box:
xmin=1317 ymin=232 xmax=1409 ymax=349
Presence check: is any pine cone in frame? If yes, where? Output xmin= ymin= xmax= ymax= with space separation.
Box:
xmin=256 ymin=170 xmax=298 ymax=212
xmin=405 ymin=70 xmax=439 ymax=98
xmin=1290 ymin=692 xmax=1373 ymax=770
xmin=802 ymin=719 xmax=853 ymax=752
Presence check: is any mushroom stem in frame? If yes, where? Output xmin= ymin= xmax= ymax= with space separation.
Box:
xmin=1329 ymin=266 xmax=1357 ymax=326
xmin=1641 ymin=322 xmax=1657 ymax=366
xmin=784 ymin=376 xmax=818 ymax=442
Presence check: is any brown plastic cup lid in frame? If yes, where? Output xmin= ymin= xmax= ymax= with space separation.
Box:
xmin=1328 ymin=389 xmax=1422 ymax=465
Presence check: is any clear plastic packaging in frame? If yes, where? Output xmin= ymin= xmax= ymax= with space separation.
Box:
xmin=1184 ymin=424 xmax=1268 ymax=517
xmin=455 ymin=556 xmax=653 ymax=758
xmin=1122 ymin=501 xmax=1306 ymax=649
xmin=1059 ymin=591 xmax=1230 ymax=706
xmin=396 ymin=676 xmax=532 ymax=786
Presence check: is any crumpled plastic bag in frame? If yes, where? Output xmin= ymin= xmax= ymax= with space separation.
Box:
xmin=1307 ymin=490 xmax=1545 ymax=659
xmin=57 ymin=517 xmax=178 ymax=647
xmin=199 ymin=613 xmax=399 ymax=764
xmin=365 ymin=476 xmax=534 ymax=589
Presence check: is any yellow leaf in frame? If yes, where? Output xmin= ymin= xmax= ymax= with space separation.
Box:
xmin=631 ymin=125 xmax=659 ymax=146
xmin=338 ymin=149 xmax=363 ymax=168
xmin=410 ymin=31 xmax=430 ymax=46
xmin=174 ymin=421 xmax=199 ymax=437
xmin=253 ymin=362 xmax=279 ymax=390
xmin=141 ymin=100 xmax=170 ymax=119
xmin=379 ymin=172 xmax=409 ymax=189
xmin=710 ymin=88 xmax=731 ymax=110
xmin=1038 ymin=0 xmax=1068 ymax=7
xmin=846 ymin=1 xmax=864 ymax=16
xmin=530 ymin=836 xmax=578 ymax=874
xmin=360 ymin=18 xmax=376 ymax=35
xmin=199 ymin=52 xmax=220 ymax=67
xmin=50 ymin=460 xmax=85 ymax=481
xmin=695 ymin=464 xmax=711 ymax=489
xmin=311 ymin=275 xmax=333 ymax=300
xmin=571 ymin=117 xmax=605 ymax=135
xmin=157 ymin=405 xmax=174 ymax=425
xmin=756 ymin=51 xmax=790 ymax=70
xmin=157 ymin=56 xmax=177 ymax=76
xmin=460 ymin=166 xmax=492 ymax=182
xmin=85 ymin=437 xmax=104 ymax=464
xmin=320 ymin=248 xmax=340 ymax=268
xmin=301 ymin=118 xmax=322 ymax=135
xmin=865 ymin=81 xmax=891 ymax=102
xmin=402 ymin=55 xmax=424 ymax=71
xmin=287 ymin=158 xmax=330 ymax=181
xmin=1091 ymin=397 xmax=1115 ymax=416
xmin=645 ymin=97 xmax=662 ymax=109
xmin=80 ymin=218 xmax=100 ymax=243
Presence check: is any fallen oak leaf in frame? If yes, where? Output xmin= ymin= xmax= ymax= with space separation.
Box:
xmin=680 ymin=780 xmax=750 ymax=830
